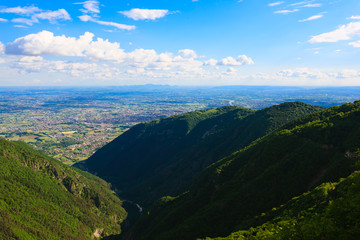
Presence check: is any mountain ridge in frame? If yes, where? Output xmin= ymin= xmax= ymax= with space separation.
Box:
xmin=77 ymin=102 xmax=321 ymax=208
xmin=126 ymin=101 xmax=360 ymax=240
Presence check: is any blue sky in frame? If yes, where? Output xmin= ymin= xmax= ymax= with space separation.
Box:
xmin=0 ymin=0 xmax=359 ymax=86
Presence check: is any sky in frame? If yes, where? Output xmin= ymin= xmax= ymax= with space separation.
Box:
xmin=0 ymin=0 xmax=359 ymax=86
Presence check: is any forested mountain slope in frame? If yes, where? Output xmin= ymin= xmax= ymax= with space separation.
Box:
xmin=204 ymin=169 xmax=360 ymax=240
xmin=77 ymin=102 xmax=321 ymax=207
xmin=127 ymin=101 xmax=360 ymax=240
xmin=0 ymin=138 xmax=127 ymax=239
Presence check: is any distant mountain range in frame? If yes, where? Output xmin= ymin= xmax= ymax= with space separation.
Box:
xmin=2 ymin=100 xmax=360 ymax=239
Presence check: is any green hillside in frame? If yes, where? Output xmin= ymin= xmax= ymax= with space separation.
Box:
xmin=127 ymin=101 xmax=360 ymax=240
xmin=77 ymin=102 xmax=321 ymax=207
xmin=204 ymin=169 xmax=360 ymax=240
xmin=0 ymin=138 xmax=127 ymax=239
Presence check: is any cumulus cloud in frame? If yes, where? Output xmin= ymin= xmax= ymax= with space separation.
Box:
xmin=274 ymin=9 xmax=299 ymax=14
xmin=4 ymin=31 xmax=204 ymax=71
xmin=0 ymin=18 xmax=8 ymax=22
xmin=178 ymin=49 xmax=197 ymax=58
xmin=74 ymin=1 xmax=100 ymax=15
xmin=204 ymin=59 xmax=218 ymax=66
xmin=5 ymin=31 xmax=127 ymax=60
xmin=79 ymin=15 xmax=135 ymax=30
xmin=4 ymin=31 xmax=254 ymax=81
xmin=349 ymin=16 xmax=360 ymax=20
xmin=218 ymin=55 xmax=254 ymax=66
xmin=0 ymin=6 xmax=41 ymax=15
xmin=299 ymin=14 xmax=323 ymax=22
xmin=119 ymin=8 xmax=169 ymax=20
xmin=310 ymin=21 xmax=360 ymax=43
xmin=268 ymin=1 xmax=284 ymax=7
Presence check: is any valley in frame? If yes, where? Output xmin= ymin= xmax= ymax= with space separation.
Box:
xmin=1 ymin=87 xmax=360 ymax=239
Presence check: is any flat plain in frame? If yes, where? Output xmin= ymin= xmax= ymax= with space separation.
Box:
xmin=1 ymin=85 xmax=359 ymax=164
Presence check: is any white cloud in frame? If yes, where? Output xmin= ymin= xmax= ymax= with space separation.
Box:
xmin=13 ymin=56 xmax=120 ymax=79
xmin=218 ymin=55 xmax=254 ymax=66
xmin=0 ymin=6 xmax=41 ymax=15
xmin=3 ymin=31 xmax=203 ymax=70
xmin=348 ymin=16 xmax=360 ymax=20
xmin=13 ymin=25 xmax=28 ymax=28
xmin=277 ymin=68 xmax=330 ymax=80
xmin=4 ymin=7 xmax=71 ymax=26
xmin=289 ymin=1 xmax=307 ymax=6
xmin=119 ymin=8 xmax=169 ymax=21
xmin=274 ymin=9 xmax=299 ymax=14
xmin=4 ymin=31 xmax=254 ymax=83
xmin=178 ymin=49 xmax=197 ymax=58
xmin=310 ymin=22 xmax=360 ymax=43
xmin=0 ymin=42 xmax=4 ymax=54
xmin=75 ymin=1 xmax=100 ymax=14
xmin=289 ymin=1 xmax=321 ymax=7
xmin=349 ymin=40 xmax=360 ymax=48
xmin=0 ymin=18 xmax=8 ymax=22
xmin=79 ymin=15 xmax=135 ymax=30
xmin=268 ymin=1 xmax=284 ymax=7
xmin=337 ymin=69 xmax=359 ymax=78
xmin=12 ymin=18 xmax=37 ymax=26
xmin=299 ymin=14 xmax=323 ymax=22
xmin=204 ymin=59 xmax=218 ymax=66
xmin=227 ymin=67 xmax=237 ymax=72
xmin=32 ymin=9 xmax=71 ymax=23
xmin=5 ymin=31 xmax=128 ymax=61
xmin=301 ymin=3 xmax=322 ymax=8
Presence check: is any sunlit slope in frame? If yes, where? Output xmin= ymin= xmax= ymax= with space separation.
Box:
xmin=128 ymin=101 xmax=360 ymax=240
xmin=79 ymin=102 xmax=320 ymax=207
xmin=0 ymin=139 xmax=127 ymax=240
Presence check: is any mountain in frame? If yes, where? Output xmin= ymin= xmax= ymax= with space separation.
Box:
xmin=203 ymin=168 xmax=360 ymax=240
xmin=126 ymin=101 xmax=360 ymax=240
xmin=76 ymin=102 xmax=321 ymax=208
xmin=206 ymin=171 xmax=360 ymax=240
xmin=0 ymin=138 xmax=127 ymax=239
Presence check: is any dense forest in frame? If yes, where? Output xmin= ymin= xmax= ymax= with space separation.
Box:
xmin=125 ymin=101 xmax=360 ymax=240
xmin=0 ymin=138 xmax=127 ymax=239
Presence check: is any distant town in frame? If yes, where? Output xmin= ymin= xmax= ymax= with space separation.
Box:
xmin=1 ymin=85 xmax=360 ymax=164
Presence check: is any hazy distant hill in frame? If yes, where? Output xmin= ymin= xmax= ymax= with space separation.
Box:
xmin=77 ymin=102 xmax=321 ymax=207
xmin=126 ymin=101 xmax=360 ymax=240
xmin=0 ymin=138 xmax=127 ymax=239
